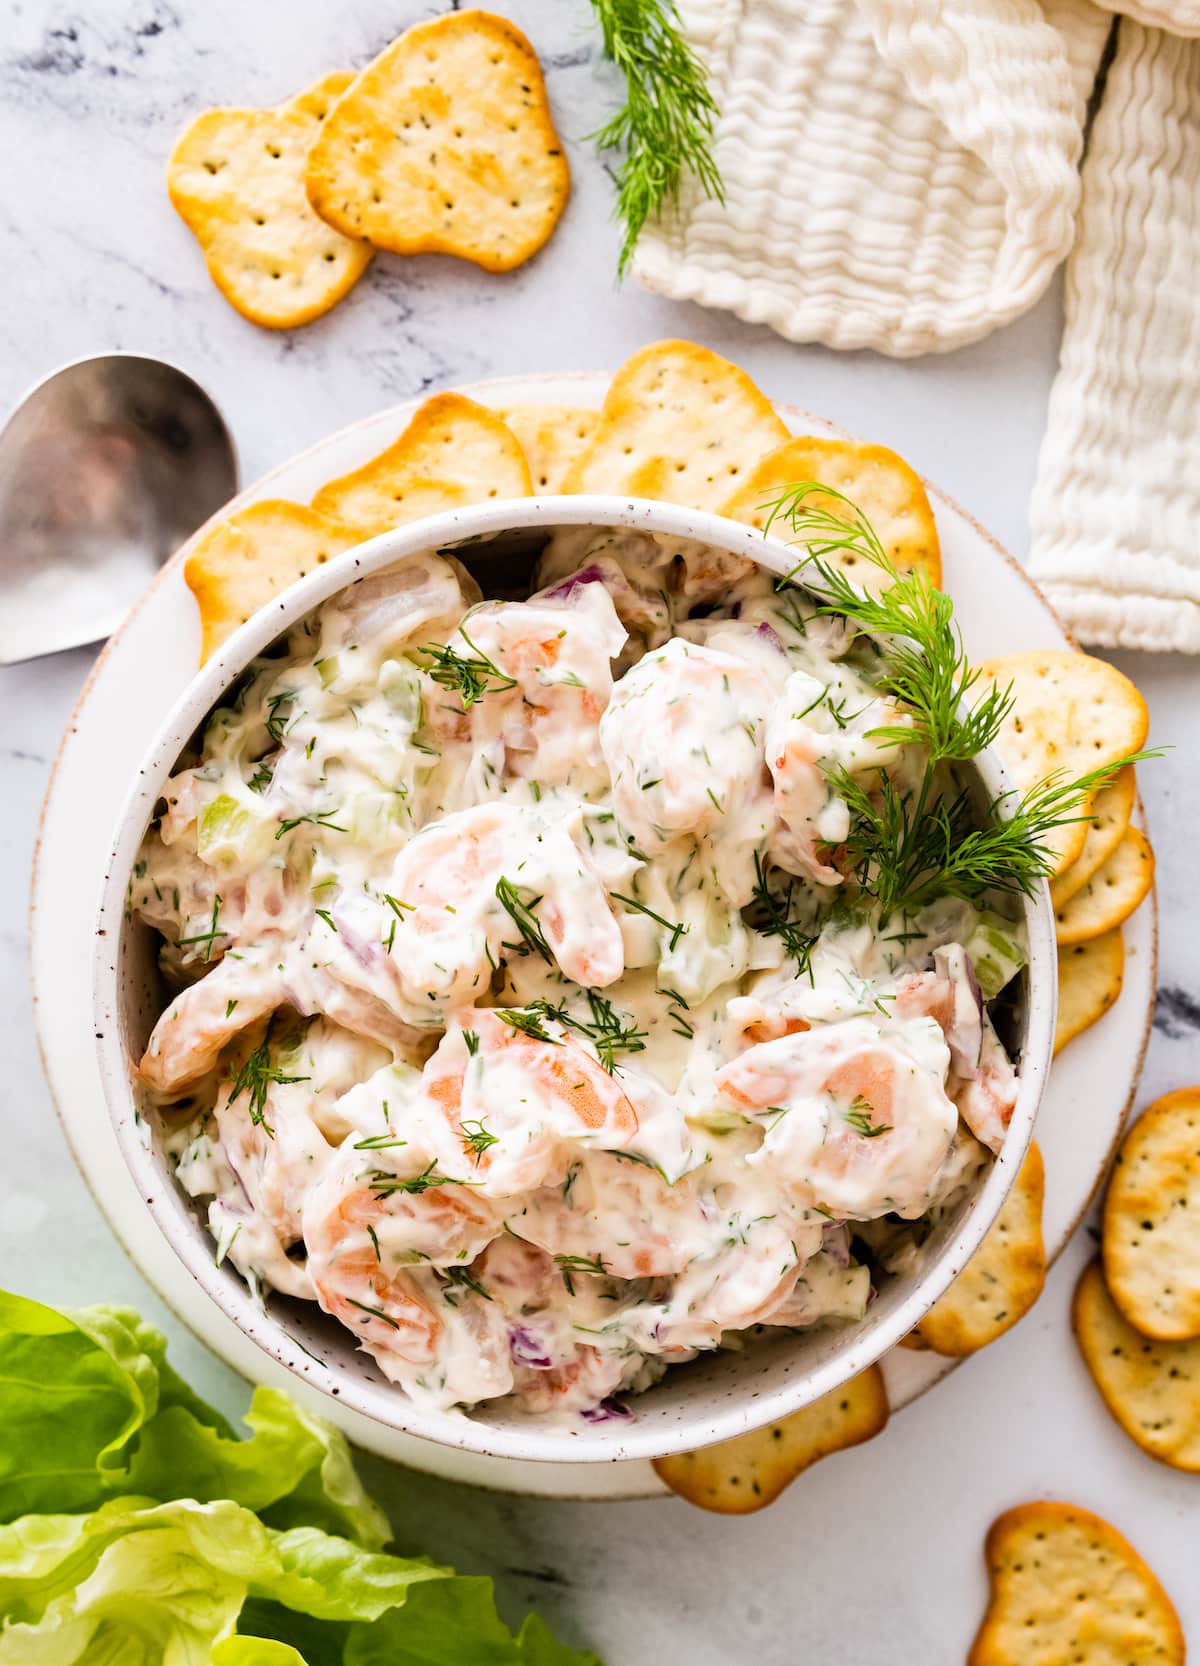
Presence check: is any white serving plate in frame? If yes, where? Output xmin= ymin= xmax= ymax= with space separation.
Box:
xmin=31 ymin=373 xmax=1156 ymax=1499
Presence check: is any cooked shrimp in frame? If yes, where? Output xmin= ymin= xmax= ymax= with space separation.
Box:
xmin=715 ymin=1016 xmax=957 ymax=1219
xmin=139 ymin=947 xmax=286 ymax=1094
xmin=303 ymin=1145 xmax=511 ymax=1401
xmin=422 ymin=582 xmax=626 ymax=793
xmin=765 ymin=670 xmax=911 ymax=885
xmin=895 ymin=944 xmax=1015 ymax=1153
xmin=511 ymin=1150 xmax=711 ymax=1279
xmin=379 ymin=800 xmax=624 ymax=1019
xmin=600 ymin=639 xmax=772 ymax=858
xmin=417 ymin=1009 xmax=642 ymax=1197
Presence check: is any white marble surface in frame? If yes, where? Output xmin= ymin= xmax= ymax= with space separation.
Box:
xmin=2 ymin=1 xmax=1198 ymax=1659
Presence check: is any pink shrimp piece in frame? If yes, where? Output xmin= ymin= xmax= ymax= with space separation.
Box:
xmin=510 ymin=1151 xmax=707 ymax=1279
xmin=303 ymin=1147 xmax=510 ymax=1397
xmin=420 ymin=1010 xmax=641 ymax=1196
xmin=139 ymin=949 xmax=286 ymax=1094
xmin=715 ymin=1017 xmax=958 ymax=1220
xmin=765 ymin=716 xmax=846 ymax=886
xmin=599 ymin=639 xmax=773 ymax=896
xmin=385 ymin=801 xmax=624 ymax=1009
xmin=894 ymin=945 xmax=1014 ymax=1153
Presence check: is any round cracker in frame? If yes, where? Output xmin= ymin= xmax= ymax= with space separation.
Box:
xmin=1054 ymin=826 xmax=1155 ymax=946
xmin=562 ymin=339 xmax=790 ymax=513
xmin=1050 ymin=765 xmax=1137 ymax=909
xmin=499 ymin=404 xmax=598 ymax=494
xmin=311 ymin=392 xmax=533 ymax=536
xmin=305 ymin=12 xmax=569 ymax=273
xmin=167 ymin=71 xmax=373 ymax=329
xmin=970 ymin=1500 xmax=1184 ymax=1666
xmin=905 ymin=1144 xmax=1044 ymax=1356
xmin=1073 ymin=1260 xmax=1200 ymax=1472
xmin=1055 ymin=929 xmax=1124 ymax=1055
xmin=651 ymin=1365 xmax=888 ymax=1514
xmin=721 ymin=435 xmax=942 ymax=590
xmin=1103 ymin=1086 xmax=1200 ymax=1340
xmin=975 ymin=650 xmax=1149 ymax=876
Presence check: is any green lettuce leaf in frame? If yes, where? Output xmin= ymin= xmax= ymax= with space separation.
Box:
xmin=0 ymin=1295 xmax=386 ymax=1550
xmin=0 ymin=1292 xmax=600 ymax=1665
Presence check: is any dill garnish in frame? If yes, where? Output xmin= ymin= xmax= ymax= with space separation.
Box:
xmin=227 ymin=1039 xmax=310 ymax=1139
xmin=555 ymin=1252 xmax=609 ymax=1294
xmin=842 ymin=1096 xmax=892 ymax=1138
xmin=589 ymin=0 xmax=724 ymax=277
xmin=442 ymin=1265 xmax=492 ymax=1303
xmin=495 ymin=877 xmax=553 ymax=962
xmin=176 ymin=894 xmax=226 ymax=963
xmin=276 ymin=809 xmax=347 ymax=841
xmin=420 ymin=630 xmax=517 ymax=709
xmin=759 ymin=480 xmax=1159 ymax=919
xmin=748 ymin=855 xmax=818 ymax=979
xmin=460 ymin=1118 xmax=498 ymax=1162
xmin=610 ymin=891 xmax=687 ymax=951
xmin=366 ymin=1161 xmax=475 ymax=1197
xmin=494 ymin=1006 xmax=561 ymax=1044
xmin=529 ymin=991 xmax=648 ymax=1073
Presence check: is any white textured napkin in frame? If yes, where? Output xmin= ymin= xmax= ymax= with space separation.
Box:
xmin=632 ymin=0 xmax=1111 ymax=355
xmin=1029 ymin=22 xmax=1200 ymax=650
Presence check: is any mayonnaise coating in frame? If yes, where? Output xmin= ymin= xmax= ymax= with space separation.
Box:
xmin=132 ymin=533 xmax=1025 ymax=1421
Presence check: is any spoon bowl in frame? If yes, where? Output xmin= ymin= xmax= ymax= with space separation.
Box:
xmin=0 ymin=354 xmax=236 ymax=663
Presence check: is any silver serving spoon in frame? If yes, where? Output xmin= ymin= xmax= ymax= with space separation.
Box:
xmin=0 ymin=354 xmax=237 ymax=664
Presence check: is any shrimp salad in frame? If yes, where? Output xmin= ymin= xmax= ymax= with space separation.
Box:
xmin=129 ymin=528 xmax=1028 ymax=1421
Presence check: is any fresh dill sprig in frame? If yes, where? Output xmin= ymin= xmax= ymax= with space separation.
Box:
xmin=842 ymin=1096 xmax=892 ymax=1138
xmin=493 ymin=1006 xmax=561 ymax=1044
xmin=748 ymin=855 xmax=819 ymax=980
xmin=264 ymin=690 xmax=296 ymax=743
xmin=610 ymin=891 xmax=687 ymax=951
xmin=442 ymin=1265 xmax=492 ymax=1304
xmin=495 ymin=877 xmax=553 ymax=962
xmin=176 ymin=894 xmax=226 ymax=963
xmin=831 ymin=754 xmax=1157 ymax=921
xmin=761 ymin=481 xmax=1014 ymax=765
xmin=227 ymin=1039 xmax=310 ymax=1138
xmin=420 ymin=629 xmax=516 ymax=709
xmin=459 ymin=1118 xmax=498 ymax=1162
xmin=528 ymin=991 xmax=648 ymax=1074
xmin=276 ymin=809 xmax=347 ymax=841
xmin=365 ymin=1161 xmax=475 ymax=1197
xmin=589 ymin=0 xmax=724 ymax=277
xmin=555 ymin=1251 xmax=609 ymax=1294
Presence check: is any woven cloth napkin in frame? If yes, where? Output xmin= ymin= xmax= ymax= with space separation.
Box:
xmin=635 ymin=0 xmax=1200 ymax=651
xmin=632 ymin=0 xmax=1111 ymax=356
xmin=1029 ymin=20 xmax=1200 ymax=650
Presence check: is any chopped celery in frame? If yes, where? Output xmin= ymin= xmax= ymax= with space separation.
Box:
xmin=967 ymin=912 xmax=1028 ymax=999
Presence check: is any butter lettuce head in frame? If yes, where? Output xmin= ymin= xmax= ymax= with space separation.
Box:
xmin=0 ymin=1292 xmax=598 ymax=1666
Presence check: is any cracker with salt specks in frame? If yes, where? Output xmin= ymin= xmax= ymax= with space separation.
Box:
xmin=562 ymin=340 xmax=791 ymax=513
xmin=975 ymin=650 xmax=1149 ymax=875
xmin=1050 ymin=765 xmax=1137 ymax=910
xmin=651 ymin=1365 xmax=887 ymax=1514
xmin=1073 ymin=1260 xmax=1200 ymax=1473
xmin=1055 ymin=930 xmax=1124 ymax=1055
xmin=1103 ymin=1086 xmax=1200 ymax=1341
xmin=185 ymin=500 xmax=360 ymax=663
xmin=499 ymin=404 xmax=598 ymax=494
xmin=311 ymin=393 xmax=533 ymax=537
xmin=969 ymin=1501 xmax=1184 ymax=1666
xmin=904 ymin=1144 xmax=1045 ymax=1356
xmin=1055 ymin=826 xmax=1155 ymax=946
xmin=168 ymin=72 xmax=373 ymax=329
xmin=722 ymin=436 xmax=942 ymax=590
xmin=305 ymin=12 xmax=569 ymax=273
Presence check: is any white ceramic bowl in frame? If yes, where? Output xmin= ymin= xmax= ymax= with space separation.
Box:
xmin=94 ymin=495 xmax=1056 ymax=1466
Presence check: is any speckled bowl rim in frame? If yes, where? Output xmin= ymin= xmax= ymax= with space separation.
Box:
xmin=93 ymin=493 xmax=1055 ymax=1465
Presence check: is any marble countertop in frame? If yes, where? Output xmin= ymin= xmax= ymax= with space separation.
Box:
xmin=2 ymin=1 xmax=1198 ymax=1659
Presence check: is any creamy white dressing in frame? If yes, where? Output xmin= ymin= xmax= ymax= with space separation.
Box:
xmin=131 ymin=529 xmax=1026 ymax=1421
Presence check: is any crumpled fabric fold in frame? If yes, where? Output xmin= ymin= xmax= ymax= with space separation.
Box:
xmin=632 ymin=0 xmax=1111 ymax=356
xmin=1029 ymin=21 xmax=1200 ymax=651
